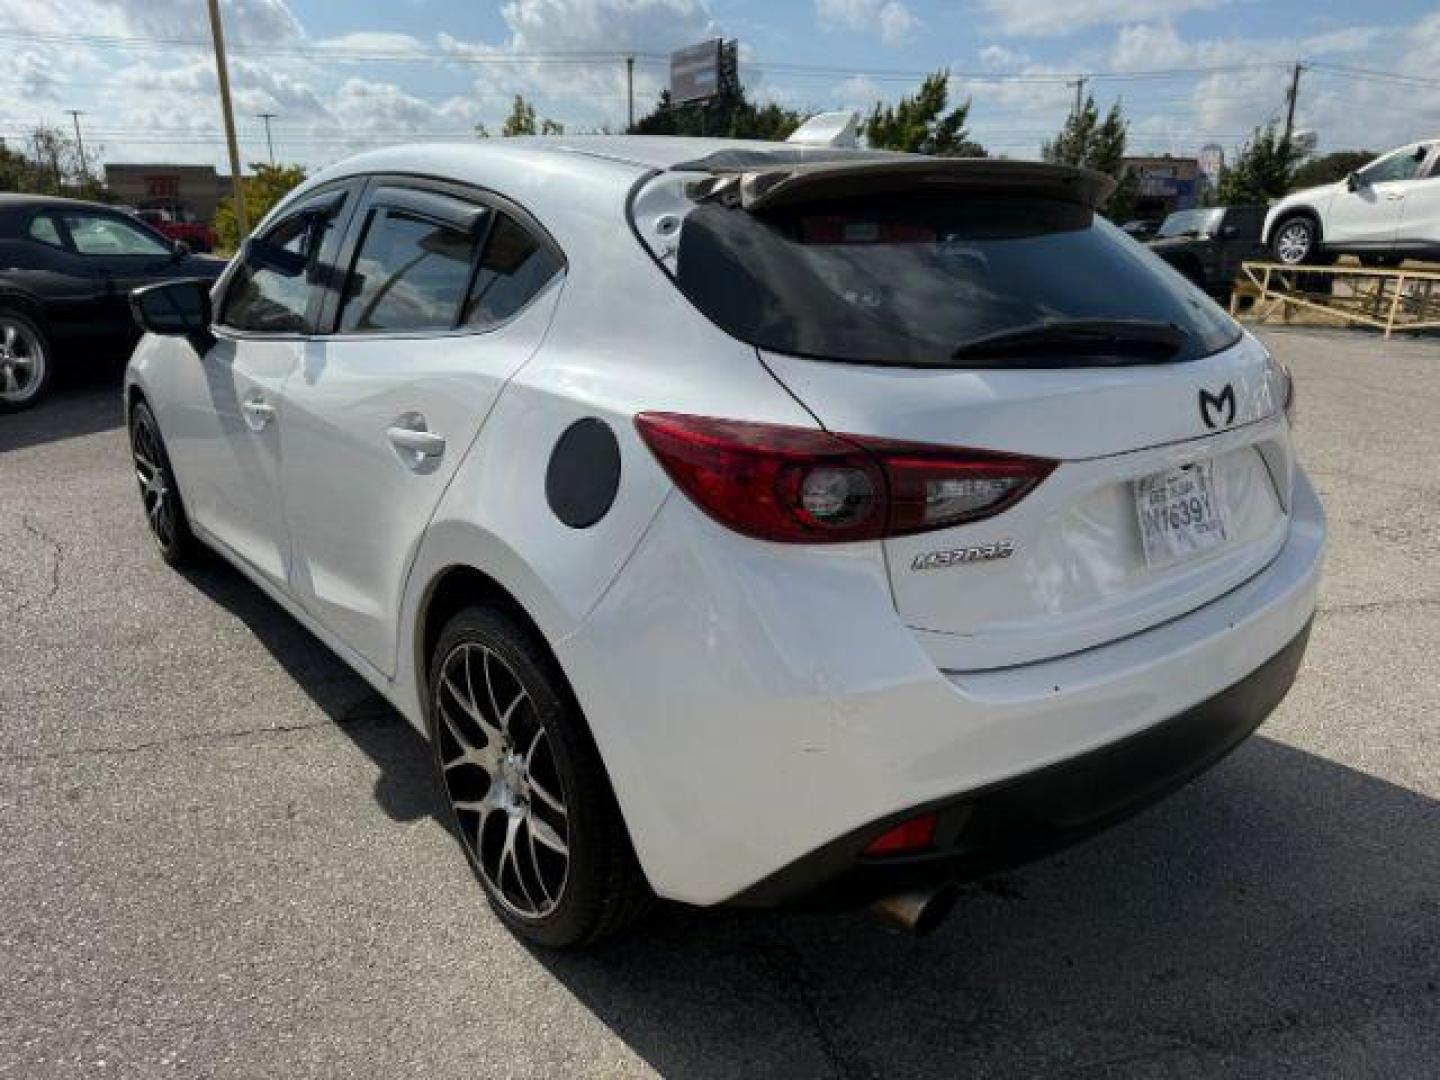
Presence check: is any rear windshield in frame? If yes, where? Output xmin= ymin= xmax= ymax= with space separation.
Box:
xmin=670 ymin=193 xmax=1241 ymax=367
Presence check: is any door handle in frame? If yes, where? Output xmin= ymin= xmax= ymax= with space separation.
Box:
xmin=387 ymin=423 xmax=446 ymax=461
xmin=241 ymin=397 xmax=275 ymax=430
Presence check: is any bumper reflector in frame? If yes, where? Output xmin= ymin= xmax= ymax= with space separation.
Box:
xmin=863 ymin=812 xmax=938 ymax=856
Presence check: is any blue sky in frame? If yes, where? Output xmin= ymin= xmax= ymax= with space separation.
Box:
xmin=1 ymin=0 xmax=1437 ymax=170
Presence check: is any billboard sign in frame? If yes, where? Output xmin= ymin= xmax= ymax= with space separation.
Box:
xmin=671 ymin=39 xmax=723 ymax=104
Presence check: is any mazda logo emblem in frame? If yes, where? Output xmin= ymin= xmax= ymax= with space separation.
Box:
xmin=1199 ymin=384 xmax=1236 ymax=430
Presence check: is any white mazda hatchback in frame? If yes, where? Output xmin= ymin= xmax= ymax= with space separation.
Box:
xmin=125 ymin=136 xmax=1324 ymax=947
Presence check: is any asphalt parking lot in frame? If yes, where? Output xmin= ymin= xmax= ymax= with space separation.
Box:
xmin=1 ymin=327 xmax=1437 ymax=1079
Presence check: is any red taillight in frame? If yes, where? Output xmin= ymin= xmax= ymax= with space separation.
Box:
xmin=863 ymin=812 xmax=938 ymax=856
xmin=635 ymin=412 xmax=1054 ymax=543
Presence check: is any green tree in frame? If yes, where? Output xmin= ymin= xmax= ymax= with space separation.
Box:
xmin=862 ymin=71 xmax=985 ymax=157
xmin=498 ymin=95 xmax=563 ymax=137
xmin=502 ymin=96 xmax=537 ymax=137
xmin=631 ymin=87 xmax=804 ymax=140
xmin=1291 ymin=149 xmax=1375 ymax=191
xmin=1042 ymin=94 xmax=1135 ymax=218
xmin=1217 ymin=124 xmax=1303 ymax=204
xmin=0 ymin=125 xmax=104 ymax=197
xmin=214 ymin=163 xmax=308 ymax=251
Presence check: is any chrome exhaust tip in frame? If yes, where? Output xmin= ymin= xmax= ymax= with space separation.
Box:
xmin=870 ymin=882 xmax=961 ymax=936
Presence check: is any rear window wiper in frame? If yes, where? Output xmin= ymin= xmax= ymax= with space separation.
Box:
xmin=950 ymin=318 xmax=1190 ymax=367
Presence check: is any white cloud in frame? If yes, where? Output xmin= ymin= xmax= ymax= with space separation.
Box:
xmin=979 ymin=44 xmax=1031 ymax=69
xmin=815 ymin=0 xmax=919 ymax=47
xmin=312 ymin=32 xmax=427 ymax=56
xmin=980 ymin=0 xmax=1230 ymax=39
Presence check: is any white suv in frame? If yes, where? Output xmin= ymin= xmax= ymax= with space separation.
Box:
xmin=126 ymin=138 xmax=1324 ymax=947
xmin=1264 ymin=139 xmax=1440 ymax=265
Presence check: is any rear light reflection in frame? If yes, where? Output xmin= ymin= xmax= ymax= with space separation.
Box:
xmin=635 ymin=411 xmax=1055 ymax=543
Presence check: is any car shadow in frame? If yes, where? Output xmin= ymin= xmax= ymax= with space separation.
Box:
xmin=532 ymin=740 xmax=1439 ymax=1078
xmin=177 ymin=557 xmax=448 ymax=829
xmin=175 ymin=558 xmax=1439 ymax=1078
xmin=0 ymin=361 xmax=127 ymax=453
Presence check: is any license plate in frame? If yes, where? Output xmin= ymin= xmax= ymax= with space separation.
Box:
xmin=1134 ymin=459 xmax=1230 ymax=568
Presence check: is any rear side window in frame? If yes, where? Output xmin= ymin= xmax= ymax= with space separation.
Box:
xmin=61 ymin=213 xmax=172 ymax=257
xmin=671 ymin=194 xmax=1242 ymax=367
xmin=28 ymin=216 xmax=64 ymax=248
xmin=338 ymin=207 xmax=483 ymax=333
xmin=463 ymin=213 xmax=562 ymax=328
xmin=222 ymin=194 xmax=347 ymax=334
xmin=1222 ymin=208 xmax=1264 ymax=238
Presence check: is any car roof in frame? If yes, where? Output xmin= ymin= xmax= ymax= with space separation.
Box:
xmin=315 ymin=135 xmax=908 ymax=182
xmin=0 ymin=193 xmax=123 ymax=212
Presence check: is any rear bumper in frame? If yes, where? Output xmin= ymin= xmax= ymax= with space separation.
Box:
xmin=732 ymin=616 xmax=1311 ymax=908
xmin=559 ymin=467 xmax=1324 ymax=907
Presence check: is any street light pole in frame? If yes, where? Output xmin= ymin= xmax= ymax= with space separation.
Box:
xmin=256 ymin=113 xmax=277 ymax=166
xmin=206 ymin=0 xmax=248 ymax=237
xmin=1281 ymin=61 xmax=1303 ymax=148
xmin=626 ymin=56 xmax=635 ymax=131
xmin=66 ymin=110 xmax=88 ymax=180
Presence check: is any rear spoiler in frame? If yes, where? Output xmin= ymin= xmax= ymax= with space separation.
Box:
xmin=684 ymin=157 xmax=1117 ymax=212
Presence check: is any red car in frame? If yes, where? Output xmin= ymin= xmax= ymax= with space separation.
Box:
xmin=134 ymin=207 xmax=216 ymax=253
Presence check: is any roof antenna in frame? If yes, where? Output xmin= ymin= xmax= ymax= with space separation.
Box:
xmin=785 ymin=111 xmax=860 ymax=149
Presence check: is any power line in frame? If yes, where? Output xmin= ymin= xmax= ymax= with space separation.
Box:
xmin=0 ymin=28 xmax=1305 ymax=83
xmin=1305 ymin=62 xmax=1440 ymax=89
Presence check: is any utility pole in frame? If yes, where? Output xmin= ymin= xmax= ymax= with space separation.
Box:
xmin=66 ymin=110 xmax=88 ymax=180
xmin=626 ymin=56 xmax=635 ymax=131
xmin=1067 ymin=76 xmax=1088 ymax=117
xmin=206 ymin=0 xmax=248 ymax=237
xmin=1281 ymin=61 xmax=1303 ymax=147
xmin=256 ymin=113 xmax=277 ymax=166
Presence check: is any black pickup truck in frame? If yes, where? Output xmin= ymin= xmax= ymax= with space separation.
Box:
xmin=1146 ymin=205 xmax=1266 ymax=299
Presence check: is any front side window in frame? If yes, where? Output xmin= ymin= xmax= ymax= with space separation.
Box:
xmin=221 ymin=193 xmax=345 ymax=334
xmin=338 ymin=208 xmax=482 ymax=333
xmin=1360 ymin=146 xmax=1427 ymax=186
xmin=60 ymin=213 xmax=172 ymax=257
xmin=463 ymin=213 xmax=563 ymax=328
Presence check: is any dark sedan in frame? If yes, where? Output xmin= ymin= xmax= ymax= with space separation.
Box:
xmin=0 ymin=195 xmax=226 ymax=410
xmin=1147 ymin=205 xmax=1266 ymax=299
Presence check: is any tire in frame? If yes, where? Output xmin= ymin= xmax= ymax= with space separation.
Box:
xmin=129 ymin=400 xmax=200 ymax=566
xmin=1270 ymin=216 xmax=1319 ymax=265
xmin=0 ymin=309 xmax=54 ymax=412
xmin=427 ymin=606 xmax=652 ymax=948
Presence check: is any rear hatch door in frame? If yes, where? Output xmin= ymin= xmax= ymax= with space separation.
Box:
xmin=653 ymin=160 xmax=1294 ymax=669
xmin=764 ymin=340 xmax=1294 ymax=670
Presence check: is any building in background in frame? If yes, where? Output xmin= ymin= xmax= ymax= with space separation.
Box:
xmin=103 ymin=164 xmax=232 ymax=225
xmin=1123 ymin=155 xmax=1202 ymax=222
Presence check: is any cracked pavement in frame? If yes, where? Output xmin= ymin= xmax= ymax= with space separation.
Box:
xmin=1 ymin=328 xmax=1437 ymax=1079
